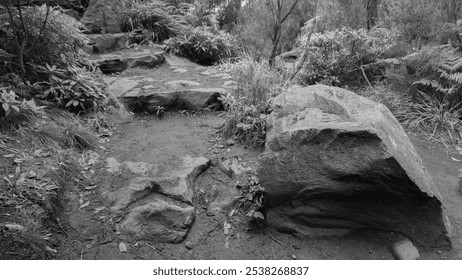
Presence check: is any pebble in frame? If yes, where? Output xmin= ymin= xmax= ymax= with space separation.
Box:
xmin=290 ymin=254 xmax=297 ymax=260
xmin=185 ymin=241 xmax=196 ymax=250
xmin=391 ymin=239 xmax=420 ymax=260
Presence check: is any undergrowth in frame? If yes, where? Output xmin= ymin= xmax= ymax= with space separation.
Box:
xmin=0 ymin=106 xmax=100 ymax=259
xmin=165 ymin=26 xmax=237 ymax=65
xmin=217 ymin=56 xmax=286 ymax=148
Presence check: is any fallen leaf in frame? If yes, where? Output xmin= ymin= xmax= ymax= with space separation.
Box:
xmin=94 ymin=206 xmax=106 ymax=214
xmin=84 ymin=185 xmax=97 ymax=190
xmin=3 ymin=154 xmax=15 ymax=158
xmin=225 ymin=236 xmax=230 ymax=248
xmin=79 ymin=201 xmax=90 ymax=209
xmin=253 ymin=211 xmax=265 ymax=220
xmin=118 ymin=242 xmax=127 ymax=253
xmin=45 ymin=246 xmax=57 ymax=254
xmin=451 ymin=157 xmax=461 ymax=162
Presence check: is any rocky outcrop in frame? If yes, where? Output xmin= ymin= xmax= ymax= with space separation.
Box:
xmin=102 ymin=156 xmax=210 ymax=243
xmin=80 ymin=0 xmax=124 ymax=33
xmin=258 ymin=85 xmax=452 ymax=248
xmin=87 ymin=33 xmax=129 ymax=53
xmin=124 ymin=87 xmax=227 ymax=112
xmin=118 ymin=198 xmax=195 ymax=243
xmin=91 ymin=50 xmax=166 ymax=74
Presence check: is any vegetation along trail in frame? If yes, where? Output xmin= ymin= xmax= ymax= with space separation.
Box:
xmin=2 ymin=0 xmax=462 ymax=262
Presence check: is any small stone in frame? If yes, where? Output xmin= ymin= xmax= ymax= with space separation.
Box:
xmin=391 ymin=239 xmax=420 ymax=260
xmin=118 ymin=242 xmax=127 ymax=253
xmin=185 ymin=241 xmax=196 ymax=250
xmin=290 ymin=254 xmax=297 ymax=260
xmin=369 ymin=250 xmax=373 ymax=254
xmin=292 ymin=244 xmax=301 ymax=250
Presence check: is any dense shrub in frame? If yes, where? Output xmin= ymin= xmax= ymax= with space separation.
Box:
xmin=165 ymin=26 xmax=237 ymax=65
xmin=299 ymin=27 xmax=397 ymax=87
xmin=218 ymin=57 xmax=285 ymax=148
xmin=0 ymin=4 xmax=104 ymax=114
xmin=378 ymin=0 xmax=446 ymax=48
xmin=121 ymin=0 xmax=187 ymax=42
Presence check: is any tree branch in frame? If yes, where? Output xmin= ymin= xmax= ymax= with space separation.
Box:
xmin=285 ymin=0 xmax=319 ymax=85
xmin=281 ymin=0 xmax=299 ymax=24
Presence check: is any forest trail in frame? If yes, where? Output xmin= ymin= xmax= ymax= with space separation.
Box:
xmin=57 ymin=51 xmax=462 ymax=260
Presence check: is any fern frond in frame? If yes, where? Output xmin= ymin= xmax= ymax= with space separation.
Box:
xmin=414 ymin=78 xmax=449 ymax=93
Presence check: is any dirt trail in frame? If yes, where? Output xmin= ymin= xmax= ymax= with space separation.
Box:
xmin=57 ymin=57 xmax=462 ymax=260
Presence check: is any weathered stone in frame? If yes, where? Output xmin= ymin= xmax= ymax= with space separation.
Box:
xmin=104 ymin=156 xmax=210 ymax=207
xmin=118 ymin=199 xmax=195 ymax=243
xmin=391 ymin=239 xmax=420 ymax=260
xmin=91 ymin=51 xmax=165 ymax=74
xmin=105 ymin=76 xmax=155 ymax=99
xmin=87 ymin=33 xmax=129 ymax=53
xmin=124 ymin=88 xmax=227 ymax=111
xmin=258 ymin=85 xmax=451 ymax=248
xmin=103 ymin=177 xmax=159 ymax=212
xmin=105 ymin=105 xmax=134 ymax=124
xmin=80 ymin=0 xmax=124 ymax=33
xmin=164 ymin=80 xmax=201 ymax=88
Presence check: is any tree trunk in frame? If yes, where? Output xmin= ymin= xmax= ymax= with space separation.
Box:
xmin=365 ymin=0 xmax=379 ymax=30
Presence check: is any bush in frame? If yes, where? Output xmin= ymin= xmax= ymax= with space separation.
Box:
xmin=299 ymin=27 xmax=396 ymax=87
xmin=0 ymin=4 xmax=87 ymax=76
xmin=121 ymin=0 xmax=186 ymax=42
xmin=218 ymin=57 xmax=285 ymax=148
xmin=165 ymin=26 xmax=237 ymax=65
xmin=378 ymin=0 xmax=445 ymax=48
xmin=371 ymin=45 xmax=462 ymax=145
xmin=0 ymin=4 xmax=105 ymax=114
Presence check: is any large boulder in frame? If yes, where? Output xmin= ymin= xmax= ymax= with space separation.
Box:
xmin=80 ymin=0 xmax=124 ymax=33
xmin=258 ymin=85 xmax=452 ymax=248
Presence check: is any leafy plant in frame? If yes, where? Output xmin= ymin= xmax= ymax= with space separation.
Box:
xmin=218 ymin=57 xmax=285 ymax=148
xmin=0 ymin=3 xmax=88 ymax=77
xmin=299 ymin=27 xmax=396 ymax=87
xmin=165 ymin=26 xmax=237 ymax=65
xmin=31 ymin=63 xmax=105 ymax=113
xmin=121 ymin=0 xmax=186 ymax=42
xmin=0 ymin=88 xmax=45 ymax=128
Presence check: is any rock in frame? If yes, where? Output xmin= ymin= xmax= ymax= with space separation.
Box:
xmin=104 ymin=177 xmax=159 ymax=212
xmin=185 ymin=241 xmax=196 ymax=250
xmin=103 ymin=156 xmax=211 ymax=208
xmin=258 ymin=85 xmax=452 ymax=248
xmin=118 ymin=198 xmax=195 ymax=243
xmin=391 ymin=239 xmax=420 ymax=260
xmin=87 ymin=33 xmax=129 ymax=53
xmin=105 ymin=76 xmax=155 ymax=99
xmin=124 ymin=87 xmax=227 ymax=111
xmin=164 ymin=80 xmax=201 ymax=89
xmin=91 ymin=50 xmax=165 ymax=74
xmin=105 ymin=105 xmax=134 ymax=124
xmin=80 ymin=0 xmax=124 ymax=33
